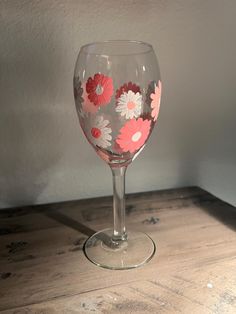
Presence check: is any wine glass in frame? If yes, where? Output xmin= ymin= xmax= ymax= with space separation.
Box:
xmin=73 ymin=40 xmax=161 ymax=270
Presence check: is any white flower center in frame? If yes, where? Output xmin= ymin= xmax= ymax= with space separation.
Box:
xmin=132 ymin=131 xmax=142 ymax=142
xmin=95 ymin=84 xmax=104 ymax=95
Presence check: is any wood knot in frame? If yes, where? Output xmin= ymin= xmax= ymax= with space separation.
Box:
xmin=142 ymin=217 xmax=160 ymax=225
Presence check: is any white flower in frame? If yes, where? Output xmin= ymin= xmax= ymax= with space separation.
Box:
xmin=87 ymin=116 xmax=112 ymax=148
xmin=116 ymin=90 xmax=142 ymax=119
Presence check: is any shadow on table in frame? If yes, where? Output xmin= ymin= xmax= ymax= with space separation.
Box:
xmin=45 ymin=211 xmax=95 ymax=237
xmin=45 ymin=211 xmax=119 ymax=249
xmin=200 ymin=197 xmax=236 ymax=232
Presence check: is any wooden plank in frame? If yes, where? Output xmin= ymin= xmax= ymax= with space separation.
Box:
xmin=1 ymin=260 xmax=235 ymax=313
xmin=0 ymin=186 xmax=216 ymax=236
xmin=0 ymin=187 xmax=235 ymax=312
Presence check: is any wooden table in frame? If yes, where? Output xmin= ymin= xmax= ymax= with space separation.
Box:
xmin=0 ymin=187 xmax=235 ymax=313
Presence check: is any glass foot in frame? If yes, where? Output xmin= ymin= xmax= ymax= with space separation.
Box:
xmin=83 ymin=228 xmax=156 ymax=270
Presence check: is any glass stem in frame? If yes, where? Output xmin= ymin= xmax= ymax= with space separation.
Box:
xmin=110 ymin=166 xmax=127 ymax=242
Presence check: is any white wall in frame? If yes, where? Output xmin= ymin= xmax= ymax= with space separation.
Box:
xmin=0 ymin=0 xmax=235 ymax=209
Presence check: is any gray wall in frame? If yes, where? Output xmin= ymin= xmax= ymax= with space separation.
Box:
xmin=0 ymin=0 xmax=235 ymax=209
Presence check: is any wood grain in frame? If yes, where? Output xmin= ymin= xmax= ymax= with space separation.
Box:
xmin=0 ymin=187 xmax=235 ymax=313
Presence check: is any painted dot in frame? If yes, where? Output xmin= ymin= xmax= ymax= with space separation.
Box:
xmin=95 ymin=84 xmax=103 ymax=95
xmin=91 ymin=127 xmax=101 ymax=138
xmin=127 ymin=101 xmax=136 ymax=110
xmin=207 ymin=283 xmax=213 ymax=289
xmin=132 ymin=131 xmax=142 ymax=142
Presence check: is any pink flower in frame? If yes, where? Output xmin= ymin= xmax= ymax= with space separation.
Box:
xmin=116 ymin=118 xmax=151 ymax=153
xmin=113 ymin=141 xmax=124 ymax=155
xmin=86 ymin=73 xmax=113 ymax=107
xmin=116 ymin=82 xmax=141 ymax=100
xmin=150 ymin=80 xmax=162 ymax=121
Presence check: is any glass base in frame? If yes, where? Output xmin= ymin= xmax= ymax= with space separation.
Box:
xmin=83 ymin=228 xmax=156 ymax=270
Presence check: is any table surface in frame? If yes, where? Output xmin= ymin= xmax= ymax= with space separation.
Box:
xmin=0 ymin=186 xmax=236 ymax=313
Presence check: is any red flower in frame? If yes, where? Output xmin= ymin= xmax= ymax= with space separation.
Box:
xmin=86 ymin=73 xmax=113 ymax=107
xmin=81 ymin=83 xmax=99 ymax=114
xmin=140 ymin=112 xmax=152 ymax=121
xmin=115 ymin=82 xmax=141 ymax=100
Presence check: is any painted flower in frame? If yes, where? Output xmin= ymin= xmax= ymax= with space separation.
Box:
xmin=140 ymin=111 xmax=152 ymax=121
xmin=116 ymin=90 xmax=142 ymax=119
xmin=116 ymin=118 xmax=151 ymax=153
xmin=73 ymin=76 xmax=83 ymax=104
xmin=87 ymin=116 xmax=112 ymax=148
xmin=86 ymin=73 xmax=113 ymax=107
xmin=113 ymin=141 xmax=125 ymax=155
xmin=77 ymin=106 xmax=88 ymax=120
xmin=82 ymin=83 xmax=99 ymax=114
xmin=150 ymin=80 xmax=162 ymax=121
xmin=145 ymin=80 xmax=156 ymax=106
xmin=116 ymin=82 xmax=141 ymax=100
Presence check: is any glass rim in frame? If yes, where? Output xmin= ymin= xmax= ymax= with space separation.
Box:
xmin=80 ymin=40 xmax=154 ymax=56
